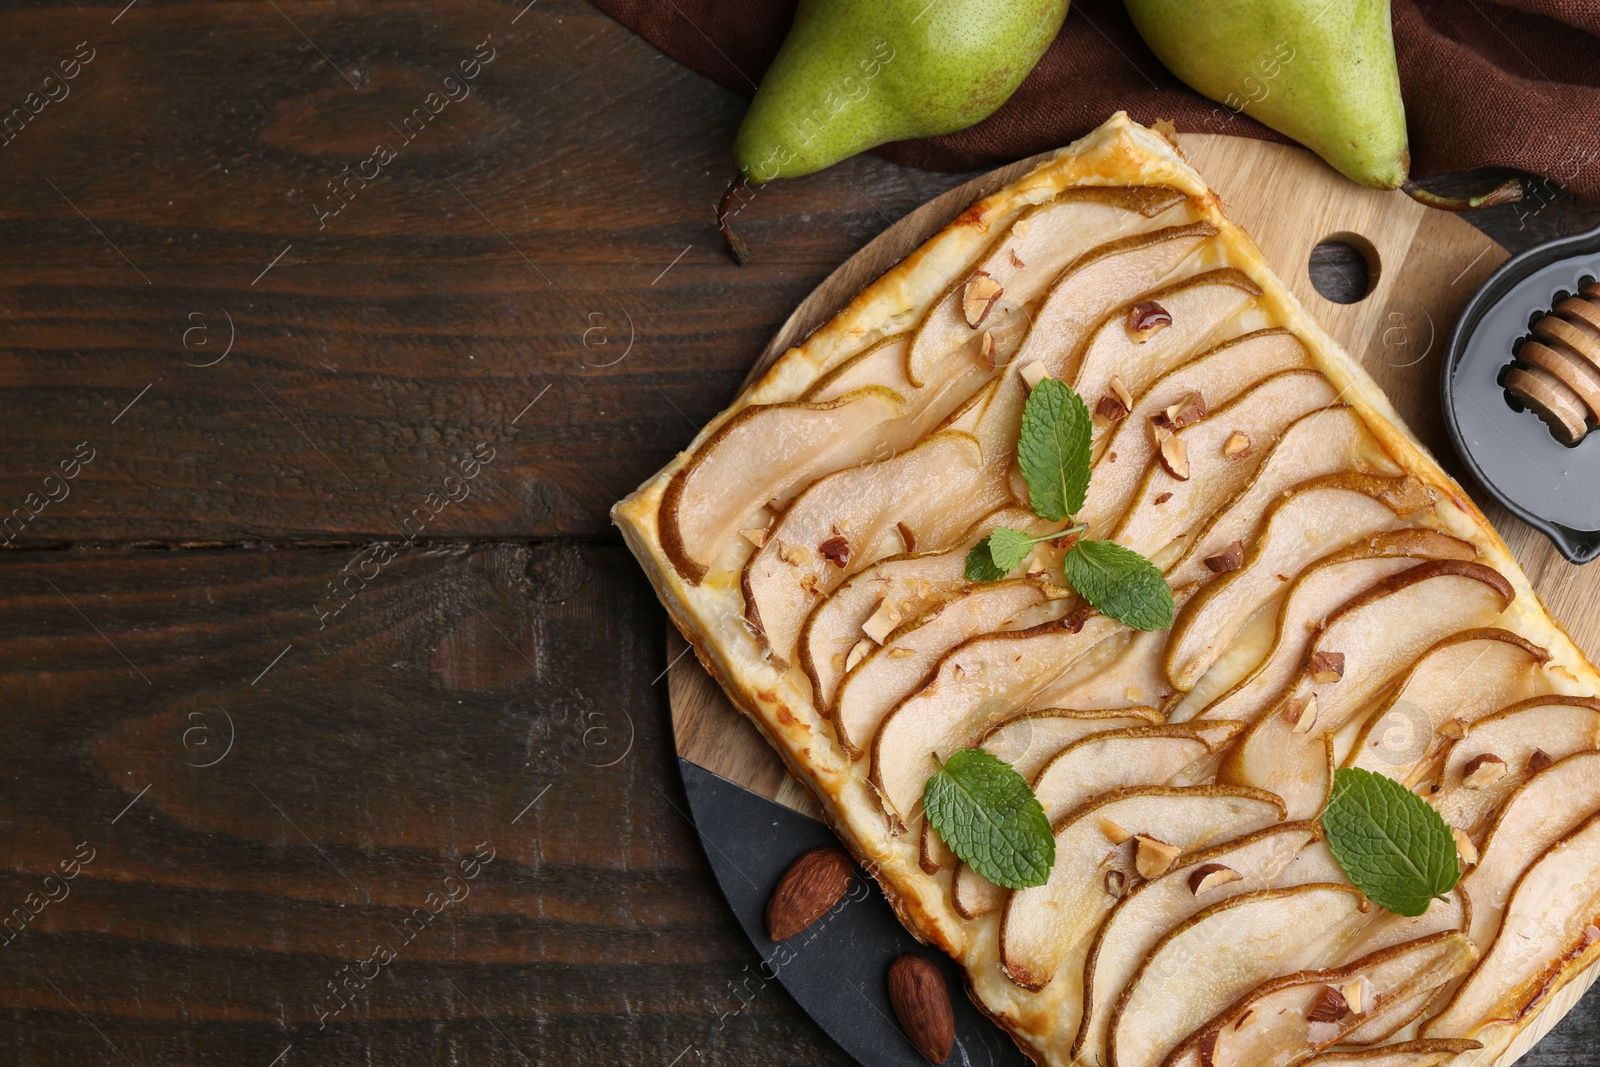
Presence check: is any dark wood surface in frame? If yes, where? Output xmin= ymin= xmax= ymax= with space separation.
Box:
xmin=3 ymin=1 xmax=1599 ymax=1064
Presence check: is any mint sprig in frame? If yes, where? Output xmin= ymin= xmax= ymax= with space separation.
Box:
xmin=1064 ymin=538 xmax=1175 ymax=632
xmin=1321 ymin=767 xmax=1461 ymax=917
xmin=962 ymin=377 xmax=1174 ymax=631
xmin=965 ymin=526 xmax=1054 ymax=581
xmin=1018 ymin=378 xmax=1092 ymax=521
xmin=923 ymin=749 xmax=1055 ymax=890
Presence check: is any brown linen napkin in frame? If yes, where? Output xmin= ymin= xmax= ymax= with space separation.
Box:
xmin=589 ymin=0 xmax=1600 ymax=199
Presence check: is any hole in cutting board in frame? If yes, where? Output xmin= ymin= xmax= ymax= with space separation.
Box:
xmin=1309 ymin=233 xmax=1380 ymax=304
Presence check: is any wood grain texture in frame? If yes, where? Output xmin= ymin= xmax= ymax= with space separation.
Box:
xmin=0 ymin=0 xmax=1597 ymax=1064
xmin=0 ymin=0 xmax=974 ymax=546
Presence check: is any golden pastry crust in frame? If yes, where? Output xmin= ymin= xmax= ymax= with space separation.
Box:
xmin=614 ymin=113 xmax=1600 ymax=1067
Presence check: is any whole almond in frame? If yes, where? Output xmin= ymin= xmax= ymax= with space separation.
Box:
xmin=887 ymin=955 xmax=955 ymax=1064
xmin=766 ymin=845 xmax=854 ymax=942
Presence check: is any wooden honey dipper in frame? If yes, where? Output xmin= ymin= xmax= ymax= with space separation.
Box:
xmin=1505 ymin=281 xmax=1600 ymax=445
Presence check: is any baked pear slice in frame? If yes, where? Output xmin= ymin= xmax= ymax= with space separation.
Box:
xmin=999 ymin=221 xmax=1218 ymax=388
xmin=951 ymin=722 xmax=1242 ymax=918
xmin=1107 ymin=370 xmax=1341 ymax=557
xmin=1430 ymin=696 xmax=1600 ymax=839
xmin=1336 ymin=887 xmax=1471 ymax=962
xmin=973 ymin=707 xmax=1165 ymax=779
xmin=803 ymin=334 xmax=1016 ymax=451
xmin=1345 ymin=629 xmax=1550 ymax=786
xmin=1161 ymin=932 xmax=1477 ymax=1067
xmin=923 ymin=707 xmax=1164 ymax=878
xmin=1073 ymin=822 xmax=1317 ymax=1065
xmin=1218 ymin=561 xmax=1516 ymax=819
xmin=1297 ymin=1041 xmax=1483 ymax=1067
xmin=1166 ymin=473 xmax=1432 ymax=691
xmin=1079 ymin=328 xmax=1311 ymax=533
xmin=905 ymin=188 xmax=1192 ymax=388
xmin=1042 ymin=621 xmax=1182 ymax=713
xmin=966 ymin=223 xmax=1224 ymax=482
xmin=742 ymin=430 xmax=1002 ymax=666
xmin=832 ymin=579 xmax=1055 ymax=758
xmin=1107 ymin=884 xmax=1369 ymax=1067
xmin=1069 ymin=269 xmax=1264 ymax=414
xmin=1423 ymin=809 xmax=1600 ymax=1045
xmin=659 ymin=385 xmax=907 ymax=582
xmin=799 ymin=505 xmax=1041 ymax=716
xmin=869 ymin=613 xmax=1124 ymax=830
xmin=998 ymin=785 xmax=1287 ymax=991
xmin=1456 ymin=751 xmax=1600 ymax=953
xmin=1183 ymin=532 xmax=1477 ymax=725
xmin=1167 ymin=405 xmax=1401 ymax=590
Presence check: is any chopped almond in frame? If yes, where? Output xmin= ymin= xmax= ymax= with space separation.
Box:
xmin=1153 ymin=492 xmax=1174 ymax=505
xmin=818 ymin=535 xmax=850 ymax=568
xmin=1439 ymin=717 xmax=1467 ymax=740
xmin=1188 ymin=863 xmax=1243 ymax=896
xmin=1305 ymin=985 xmax=1349 ymax=1024
xmin=1100 ymin=817 xmax=1133 ymax=845
xmin=1159 ymin=433 xmax=1190 ymax=480
xmin=1104 ymin=869 xmax=1128 ymax=899
xmin=1134 ymin=834 xmax=1181 ymax=879
xmin=1527 ymin=748 xmax=1556 ymax=774
xmin=1310 ymin=651 xmax=1346 ymax=683
xmin=1096 ymin=394 xmax=1129 ymax=422
xmin=1222 ymin=431 xmax=1252 ymax=458
xmin=1203 ymin=541 xmax=1244 ymax=574
xmin=844 ymin=638 xmax=872 ymax=672
xmin=862 ymin=600 xmax=901 ymax=643
xmin=1165 ymin=391 xmax=1206 ymax=429
xmin=1108 ymin=375 xmax=1134 ymax=412
xmin=978 ymin=330 xmax=997 ymax=369
xmin=1020 ymin=360 xmax=1050 ymax=390
xmin=962 ymin=272 xmax=1003 ymax=327
xmin=1282 ymin=695 xmax=1319 ymax=734
xmin=739 ymin=527 xmax=770 ymax=548
xmin=1462 ymin=753 xmax=1508 ymax=789
xmin=1453 ymin=826 xmax=1479 ymax=866
xmin=1341 ymin=975 xmax=1375 ymax=1016
xmin=1126 ymin=299 xmax=1173 ymax=341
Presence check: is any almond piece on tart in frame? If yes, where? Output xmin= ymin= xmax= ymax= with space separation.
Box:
xmin=1000 ymin=786 xmax=1285 ymax=991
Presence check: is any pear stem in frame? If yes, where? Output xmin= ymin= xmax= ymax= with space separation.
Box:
xmin=717 ymin=176 xmax=752 ymax=266
xmin=1402 ymin=176 xmax=1524 ymax=213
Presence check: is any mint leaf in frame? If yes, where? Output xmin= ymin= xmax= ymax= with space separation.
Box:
xmin=1321 ymin=767 xmax=1461 ymax=917
xmin=1064 ymin=539 xmax=1174 ymax=631
xmin=923 ymin=749 xmax=1055 ymax=890
xmin=1018 ymin=378 xmax=1092 ymax=522
xmin=965 ymin=527 xmax=1034 ymax=581
xmin=965 ymin=538 xmax=1006 ymax=582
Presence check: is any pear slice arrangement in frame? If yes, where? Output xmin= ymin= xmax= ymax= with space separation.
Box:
xmin=614 ymin=117 xmax=1600 ymax=1067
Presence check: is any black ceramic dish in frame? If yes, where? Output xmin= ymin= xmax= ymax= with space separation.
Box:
xmin=1442 ymin=222 xmax=1600 ymax=563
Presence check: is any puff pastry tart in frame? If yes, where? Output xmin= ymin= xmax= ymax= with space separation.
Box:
xmin=614 ymin=114 xmax=1600 ymax=1067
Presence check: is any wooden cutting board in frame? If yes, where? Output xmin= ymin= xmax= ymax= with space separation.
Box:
xmin=666 ymin=133 xmax=1595 ymax=1066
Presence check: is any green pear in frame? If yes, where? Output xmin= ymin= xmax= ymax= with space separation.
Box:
xmin=1123 ymin=0 xmax=1410 ymax=189
xmin=735 ymin=0 xmax=1071 ymax=184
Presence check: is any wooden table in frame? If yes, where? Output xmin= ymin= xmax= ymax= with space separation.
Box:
xmin=3 ymin=2 xmax=1597 ymax=1064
